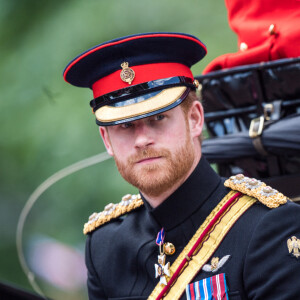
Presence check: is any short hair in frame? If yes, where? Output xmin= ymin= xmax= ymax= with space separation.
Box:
xmin=180 ymin=90 xmax=204 ymax=143
xmin=180 ymin=90 xmax=200 ymax=114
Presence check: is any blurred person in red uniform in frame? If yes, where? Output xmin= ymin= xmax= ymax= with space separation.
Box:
xmin=203 ymin=0 xmax=300 ymax=73
xmin=198 ymin=0 xmax=300 ymax=199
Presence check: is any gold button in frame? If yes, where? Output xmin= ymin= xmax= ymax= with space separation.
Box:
xmin=164 ymin=242 xmax=176 ymax=255
xmin=269 ymin=24 xmax=276 ymax=35
xmin=240 ymin=42 xmax=248 ymax=51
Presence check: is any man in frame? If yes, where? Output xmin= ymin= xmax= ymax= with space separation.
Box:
xmin=63 ymin=33 xmax=300 ymax=299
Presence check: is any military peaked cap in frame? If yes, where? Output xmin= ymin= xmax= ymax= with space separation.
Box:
xmin=63 ymin=32 xmax=206 ymax=125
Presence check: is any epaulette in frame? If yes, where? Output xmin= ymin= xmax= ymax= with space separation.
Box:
xmin=83 ymin=194 xmax=144 ymax=234
xmin=224 ymin=174 xmax=287 ymax=208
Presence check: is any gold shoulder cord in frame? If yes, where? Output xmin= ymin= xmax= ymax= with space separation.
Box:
xmin=224 ymin=174 xmax=287 ymax=208
xmin=83 ymin=193 xmax=143 ymax=234
xmin=148 ymin=191 xmax=256 ymax=300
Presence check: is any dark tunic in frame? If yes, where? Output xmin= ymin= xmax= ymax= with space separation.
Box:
xmin=86 ymin=157 xmax=300 ymax=299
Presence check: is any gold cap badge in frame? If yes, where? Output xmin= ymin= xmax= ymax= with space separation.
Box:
xmin=120 ymin=62 xmax=135 ymax=84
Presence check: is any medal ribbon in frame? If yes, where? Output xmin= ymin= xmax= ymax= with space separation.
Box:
xmin=186 ymin=273 xmax=229 ymax=300
xmin=156 ymin=228 xmax=165 ymax=246
xmin=156 ymin=228 xmax=165 ymax=255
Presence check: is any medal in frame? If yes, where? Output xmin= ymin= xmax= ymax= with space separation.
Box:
xmin=155 ymin=228 xmax=171 ymax=285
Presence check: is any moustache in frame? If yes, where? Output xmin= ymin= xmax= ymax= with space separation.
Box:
xmin=128 ymin=148 xmax=171 ymax=164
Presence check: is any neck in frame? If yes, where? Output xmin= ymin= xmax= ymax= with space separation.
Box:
xmin=142 ymin=151 xmax=202 ymax=208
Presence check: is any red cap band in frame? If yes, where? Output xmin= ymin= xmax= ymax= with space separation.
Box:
xmin=92 ymin=62 xmax=193 ymax=98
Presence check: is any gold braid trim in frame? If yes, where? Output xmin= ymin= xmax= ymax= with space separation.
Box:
xmin=224 ymin=174 xmax=287 ymax=208
xmin=83 ymin=194 xmax=143 ymax=234
xmin=148 ymin=191 xmax=256 ymax=300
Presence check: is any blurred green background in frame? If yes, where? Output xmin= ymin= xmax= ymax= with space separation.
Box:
xmin=0 ymin=0 xmax=236 ymax=299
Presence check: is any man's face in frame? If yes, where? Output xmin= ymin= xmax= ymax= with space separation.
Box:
xmin=100 ymin=102 xmax=203 ymax=198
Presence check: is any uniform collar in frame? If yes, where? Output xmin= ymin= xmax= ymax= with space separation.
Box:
xmin=141 ymin=156 xmax=221 ymax=230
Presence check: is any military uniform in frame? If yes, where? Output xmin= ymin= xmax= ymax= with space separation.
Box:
xmin=63 ymin=33 xmax=300 ymax=299
xmin=85 ymin=157 xmax=300 ymax=299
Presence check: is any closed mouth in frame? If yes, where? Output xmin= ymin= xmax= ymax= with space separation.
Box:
xmin=136 ymin=156 xmax=162 ymax=164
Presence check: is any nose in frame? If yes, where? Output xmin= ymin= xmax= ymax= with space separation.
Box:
xmin=134 ymin=123 xmax=154 ymax=149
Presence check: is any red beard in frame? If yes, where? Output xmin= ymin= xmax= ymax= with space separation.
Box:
xmin=114 ymin=135 xmax=195 ymax=197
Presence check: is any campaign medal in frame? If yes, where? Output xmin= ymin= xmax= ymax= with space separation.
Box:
xmin=155 ymin=228 xmax=171 ymax=285
xmin=120 ymin=62 xmax=135 ymax=84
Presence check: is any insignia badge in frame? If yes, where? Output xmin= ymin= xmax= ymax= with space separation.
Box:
xmin=260 ymin=186 xmax=277 ymax=197
xmin=120 ymin=62 xmax=135 ymax=84
xmin=230 ymin=173 xmax=247 ymax=184
xmin=245 ymin=178 xmax=262 ymax=190
xmin=155 ymin=228 xmax=172 ymax=285
xmin=155 ymin=254 xmax=171 ymax=285
xmin=287 ymin=236 xmax=300 ymax=258
xmin=202 ymin=255 xmax=230 ymax=272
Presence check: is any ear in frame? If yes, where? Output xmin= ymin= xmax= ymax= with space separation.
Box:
xmin=99 ymin=127 xmax=114 ymax=156
xmin=188 ymin=101 xmax=204 ymax=139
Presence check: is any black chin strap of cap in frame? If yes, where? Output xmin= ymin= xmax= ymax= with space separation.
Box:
xmin=89 ymin=76 xmax=195 ymax=112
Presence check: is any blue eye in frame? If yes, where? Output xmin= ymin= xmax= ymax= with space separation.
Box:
xmin=155 ymin=114 xmax=165 ymax=121
xmin=121 ymin=122 xmax=133 ymax=129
